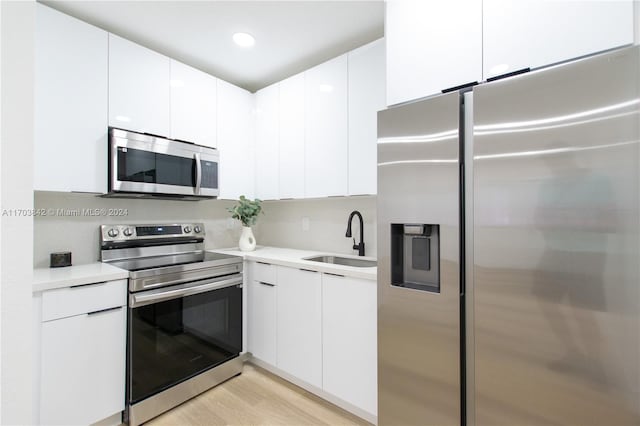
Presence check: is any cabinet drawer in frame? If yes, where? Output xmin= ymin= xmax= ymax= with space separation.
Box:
xmin=42 ymin=279 xmax=127 ymax=322
xmin=252 ymin=261 xmax=276 ymax=284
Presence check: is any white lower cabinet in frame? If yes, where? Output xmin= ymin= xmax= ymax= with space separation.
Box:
xmin=322 ymin=274 xmax=377 ymax=416
xmin=247 ymin=261 xmax=376 ymax=419
xmin=248 ymin=279 xmax=277 ymax=365
xmin=276 ymin=266 xmax=323 ymax=387
xmin=41 ymin=308 xmax=126 ymax=425
xmin=38 ymin=280 xmax=126 ymax=425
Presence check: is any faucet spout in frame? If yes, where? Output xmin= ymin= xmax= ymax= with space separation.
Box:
xmin=345 ymin=210 xmax=365 ymax=256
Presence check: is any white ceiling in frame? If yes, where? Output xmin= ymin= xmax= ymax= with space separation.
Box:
xmin=41 ymin=0 xmax=385 ymax=92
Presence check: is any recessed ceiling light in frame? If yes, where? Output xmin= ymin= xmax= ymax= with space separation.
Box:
xmin=319 ymin=84 xmax=334 ymax=93
xmin=489 ymin=63 xmax=509 ymax=76
xmin=233 ymin=32 xmax=255 ymax=48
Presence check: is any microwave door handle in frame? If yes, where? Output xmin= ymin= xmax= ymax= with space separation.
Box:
xmin=194 ymin=152 xmax=202 ymax=195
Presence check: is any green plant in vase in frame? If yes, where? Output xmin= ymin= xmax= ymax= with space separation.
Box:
xmin=227 ymin=196 xmax=263 ymax=251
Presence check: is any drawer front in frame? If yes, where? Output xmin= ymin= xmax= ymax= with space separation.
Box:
xmin=42 ymin=279 xmax=127 ymax=322
xmin=252 ymin=261 xmax=276 ymax=284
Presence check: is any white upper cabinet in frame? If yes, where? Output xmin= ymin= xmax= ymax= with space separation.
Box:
xmin=217 ymin=79 xmax=255 ymax=200
xmin=278 ymin=73 xmax=306 ymax=199
xmin=255 ymin=84 xmax=280 ymax=200
xmin=483 ymin=0 xmax=633 ymax=79
xmin=170 ymin=60 xmax=217 ymax=147
xmin=34 ymin=4 xmax=108 ymax=193
xmin=109 ymin=34 xmax=170 ymax=136
xmin=386 ymin=0 xmax=482 ymax=106
xmin=386 ymin=0 xmax=633 ymax=106
xmin=348 ymin=39 xmax=385 ymax=195
xmin=304 ymin=55 xmax=349 ymax=198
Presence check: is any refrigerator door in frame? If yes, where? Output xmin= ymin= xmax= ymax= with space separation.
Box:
xmin=472 ymin=46 xmax=640 ymax=425
xmin=378 ymin=91 xmax=461 ymax=425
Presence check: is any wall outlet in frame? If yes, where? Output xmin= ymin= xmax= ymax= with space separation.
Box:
xmin=302 ymin=217 xmax=310 ymax=231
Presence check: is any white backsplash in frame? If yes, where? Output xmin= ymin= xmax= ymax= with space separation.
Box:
xmin=33 ymin=192 xmax=377 ymax=268
xmin=256 ymin=196 xmax=377 ymax=257
xmin=33 ymin=191 xmax=244 ymax=268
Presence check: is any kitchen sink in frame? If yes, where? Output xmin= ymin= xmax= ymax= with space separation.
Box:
xmin=304 ymin=255 xmax=377 ymax=268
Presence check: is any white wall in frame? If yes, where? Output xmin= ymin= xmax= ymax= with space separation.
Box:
xmin=34 ymin=192 xmax=247 ymax=267
xmin=1 ymin=1 xmax=35 ymax=423
xmin=255 ymin=196 xmax=377 ymax=257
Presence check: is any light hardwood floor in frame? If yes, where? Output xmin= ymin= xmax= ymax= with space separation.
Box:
xmin=146 ymin=363 xmax=372 ymax=426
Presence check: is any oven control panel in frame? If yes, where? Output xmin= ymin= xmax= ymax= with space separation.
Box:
xmin=100 ymin=222 xmax=205 ymax=243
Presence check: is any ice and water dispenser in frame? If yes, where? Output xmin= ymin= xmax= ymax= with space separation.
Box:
xmin=391 ymin=224 xmax=440 ymax=293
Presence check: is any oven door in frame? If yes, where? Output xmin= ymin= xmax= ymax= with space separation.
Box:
xmin=127 ymin=274 xmax=242 ymax=405
xmin=110 ymin=128 xmax=219 ymax=198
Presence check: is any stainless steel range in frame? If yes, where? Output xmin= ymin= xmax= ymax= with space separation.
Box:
xmin=100 ymin=223 xmax=243 ymax=426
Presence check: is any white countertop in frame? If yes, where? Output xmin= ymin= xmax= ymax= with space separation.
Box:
xmin=209 ymin=246 xmax=377 ymax=281
xmin=33 ymin=262 xmax=129 ymax=293
xmin=32 ymin=246 xmax=376 ymax=293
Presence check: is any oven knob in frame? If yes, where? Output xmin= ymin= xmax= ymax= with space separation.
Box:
xmin=107 ymin=228 xmax=119 ymax=238
xmin=194 ymin=225 xmax=202 ymax=234
xmin=183 ymin=226 xmax=192 ymax=233
xmin=123 ymin=227 xmax=133 ymax=237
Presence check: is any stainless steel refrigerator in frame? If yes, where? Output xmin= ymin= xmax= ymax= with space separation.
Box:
xmin=377 ymin=45 xmax=640 ymax=425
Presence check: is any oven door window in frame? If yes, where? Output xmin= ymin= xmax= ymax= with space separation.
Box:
xmin=129 ymin=284 xmax=242 ymax=403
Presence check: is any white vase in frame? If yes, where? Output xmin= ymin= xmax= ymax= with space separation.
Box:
xmin=239 ymin=226 xmax=256 ymax=252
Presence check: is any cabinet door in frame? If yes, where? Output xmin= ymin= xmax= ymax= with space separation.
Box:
xmin=304 ymin=55 xmax=348 ymax=198
xmin=255 ymin=84 xmax=280 ymax=200
xmin=483 ymin=0 xmax=633 ymax=79
xmin=40 ymin=307 xmax=126 ymax=425
xmin=279 ymin=73 xmax=305 ymax=199
xmin=170 ymin=60 xmax=217 ymax=147
xmin=248 ymin=279 xmax=277 ymax=365
xmin=109 ymin=34 xmax=170 ymax=136
xmin=276 ymin=266 xmax=322 ymax=387
xmin=34 ymin=4 xmax=108 ymax=193
xmin=322 ymin=274 xmax=377 ymax=416
xmin=348 ymin=39 xmax=386 ymax=195
xmin=217 ymin=79 xmax=255 ymax=199
xmin=386 ymin=0 xmax=482 ymax=105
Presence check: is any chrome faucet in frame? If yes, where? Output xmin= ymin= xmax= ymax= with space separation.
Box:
xmin=345 ymin=210 xmax=365 ymax=256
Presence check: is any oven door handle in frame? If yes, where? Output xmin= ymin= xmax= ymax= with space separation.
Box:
xmin=194 ymin=152 xmax=202 ymax=195
xmin=130 ymin=275 xmax=242 ymax=308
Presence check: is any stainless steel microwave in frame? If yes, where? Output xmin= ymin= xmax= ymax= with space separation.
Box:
xmin=106 ymin=128 xmax=219 ymax=200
